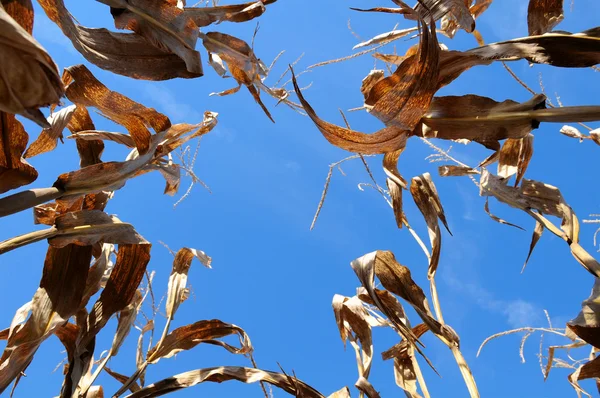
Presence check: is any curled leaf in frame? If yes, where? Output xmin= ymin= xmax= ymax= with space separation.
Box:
xmin=292 ymin=69 xmax=408 ymax=154
xmin=63 ymin=64 xmax=171 ymax=154
xmin=24 ymin=105 xmax=76 ymax=158
xmin=38 ymin=0 xmax=200 ymax=80
xmin=185 ymin=0 xmax=277 ymax=27
xmin=0 ymin=5 xmax=63 ymax=126
xmin=102 ymin=0 xmax=202 ymax=75
xmin=147 ymin=319 xmax=251 ymax=363
xmin=124 ymin=366 xmax=325 ymax=398
xmin=528 ymin=0 xmax=564 ymax=36
xmin=0 ymin=113 xmax=38 ymax=194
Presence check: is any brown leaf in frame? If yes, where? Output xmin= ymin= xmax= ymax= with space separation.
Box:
xmin=0 ymin=113 xmax=38 ymax=194
xmin=165 ymin=248 xmax=211 ymax=323
xmin=24 ymin=105 xmax=76 ymax=158
xmin=38 ymin=0 xmax=200 ymax=80
xmin=54 ymin=130 xmax=165 ymax=195
xmin=0 ymin=210 xmax=147 ymax=255
xmin=123 ymin=366 xmax=325 ymax=398
xmin=292 ymin=69 xmax=408 ymax=154
xmin=0 ymin=244 xmax=92 ymax=393
xmin=102 ymin=0 xmax=202 ymax=75
xmin=351 ymin=252 xmax=421 ymax=347
xmin=382 ymin=324 xmax=428 ymax=398
xmin=185 ymin=0 xmax=277 ymax=27
xmin=467 ymin=27 xmax=600 ymax=67
xmin=67 ymin=106 xmax=105 ymax=168
xmin=63 ymin=64 xmax=171 ymax=154
xmin=568 ymin=278 xmax=600 ymax=349
xmin=497 ymin=134 xmax=534 ymax=186
xmin=522 ymin=220 xmax=543 ymax=272
xmin=416 ymin=94 xmax=547 ymax=149
xmin=528 ymin=0 xmax=563 ymax=36
xmin=1 ymin=0 xmax=34 ymax=33
xmin=374 ymin=250 xmax=460 ymax=347
xmin=0 ymin=5 xmax=63 ymax=126
xmin=410 ymin=173 xmax=451 ymax=278
xmin=365 ymin=19 xmax=439 ymax=130
xmin=413 ymin=0 xmax=475 ymax=33
xmin=147 ymin=319 xmax=251 ymax=364
xmin=200 ymin=32 xmax=273 ymax=122
xmin=332 ymin=295 xmax=374 ymax=386
xmin=105 ymin=367 xmax=141 ymax=393
xmin=355 ymin=376 xmax=380 ymax=398
xmin=383 ymin=147 xmax=408 ymax=228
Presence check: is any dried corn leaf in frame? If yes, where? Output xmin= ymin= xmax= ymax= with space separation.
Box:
xmin=560 ymin=125 xmax=588 ymax=141
xmin=69 ymin=131 xmax=136 ymax=148
xmin=351 ymin=251 xmax=421 ymax=347
xmin=292 ymin=70 xmax=408 ymax=154
xmin=0 ymin=210 xmax=145 ymax=254
xmin=328 ymin=387 xmax=351 ymax=398
xmin=1 ymin=0 xmax=33 ymax=33
xmin=185 ymin=0 xmax=276 ymax=27
xmin=54 ymin=130 xmax=165 ymax=195
xmin=568 ymin=278 xmax=600 ymax=349
xmin=353 ymin=27 xmax=417 ymax=50
xmin=410 ymin=173 xmax=451 ymax=277
xmin=497 ymin=134 xmax=534 ymax=186
xmin=81 ymin=243 xmax=114 ymax=307
xmin=147 ymin=319 xmax=251 ymax=364
xmin=104 ymin=367 xmax=141 ymax=393
xmin=63 ymin=64 xmax=171 ymax=154
xmin=382 ymin=324 xmax=428 ymax=398
xmin=0 ymin=5 xmax=63 ymax=126
xmin=528 ymin=0 xmax=563 ymax=36
xmin=480 ymin=170 xmax=600 ymax=277
xmin=102 ymin=0 xmax=202 ymax=75
xmin=67 ymin=106 xmax=105 ymax=168
xmin=0 ymin=113 xmax=38 ymax=194
xmin=355 ymin=376 xmax=380 ymax=398
xmin=417 ymin=94 xmax=548 ymax=149
xmin=61 ymin=244 xmax=151 ymax=397
xmin=365 ymin=19 xmax=439 ymax=130
xmin=111 ymin=290 xmax=144 ymax=356
xmin=384 ymin=148 xmax=408 ymax=228
xmin=591 ymin=129 xmax=600 ymax=146
xmin=200 ymin=32 xmax=273 ymax=122
xmin=82 ymin=243 xmax=151 ymax=346
xmin=75 ymin=290 xmax=145 ymax=397
xmin=438 ymin=165 xmax=478 ymax=176
xmin=413 ymin=0 xmax=475 ymax=33
xmin=165 ymin=247 xmax=211 ymax=322
xmin=24 ymin=105 xmax=76 ymax=158
xmin=373 ymin=250 xmax=457 ymax=345
xmin=332 ymin=295 xmax=374 ymax=385
xmin=360 ymin=70 xmax=385 ymax=100
xmin=523 ymin=220 xmax=543 ymax=271
xmin=0 ymin=244 xmax=92 ymax=393
xmin=467 ymin=27 xmax=600 ymax=67
xmin=124 ymin=366 xmax=325 ymax=398
xmin=38 ymin=0 xmax=199 ymax=80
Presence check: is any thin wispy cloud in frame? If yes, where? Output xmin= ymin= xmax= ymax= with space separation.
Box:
xmin=444 ymin=271 xmax=542 ymax=328
xmin=144 ymin=85 xmax=203 ymax=123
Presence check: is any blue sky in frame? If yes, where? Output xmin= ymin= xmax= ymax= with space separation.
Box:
xmin=1 ymin=0 xmax=600 ymax=397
